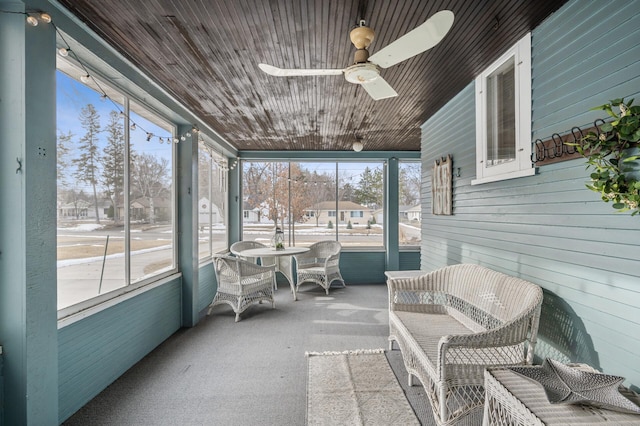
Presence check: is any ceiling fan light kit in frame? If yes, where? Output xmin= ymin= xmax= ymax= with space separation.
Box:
xmin=258 ymin=10 xmax=454 ymax=101
xmin=352 ymin=140 xmax=364 ymax=152
xmin=344 ymin=63 xmax=379 ymax=84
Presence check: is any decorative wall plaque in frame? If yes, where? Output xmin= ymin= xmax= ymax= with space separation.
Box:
xmin=432 ymin=154 xmax=452 ymax=215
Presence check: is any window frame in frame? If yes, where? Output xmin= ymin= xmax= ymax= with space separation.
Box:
xmin=472 ymin=32 xmax=533 ymax=185
xmin=197 ymin=142 xmax=229 ymax=262
xmin=56 ymin=57 xmax=179 ymax=318
xmin=240 ymin=160 xmax=386 ymax=249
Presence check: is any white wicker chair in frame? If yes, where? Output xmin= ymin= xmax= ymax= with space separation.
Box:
xmin=294 ymin=241 xmax=345 ymax=295
xmin=230 ymin=240 xmax=277 ymax=289
xmin=207 ymin=255 xmax=275 ymax=322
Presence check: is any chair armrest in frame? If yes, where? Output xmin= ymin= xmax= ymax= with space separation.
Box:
xmin=387 ymin=275 xmax=449 ymax=312
xmin=294 ymin=252 xmax=323 ymax=268
xmin=238 ymin=261 xmax=276 ymax=277
xmin=324 ymin=253 xmax=339 ymax=267
xmin=437 ymin=309 xmax=541 ymax=378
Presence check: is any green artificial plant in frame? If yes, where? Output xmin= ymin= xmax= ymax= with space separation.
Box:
xmin=569 ymin=98 xmax=640 ymax=215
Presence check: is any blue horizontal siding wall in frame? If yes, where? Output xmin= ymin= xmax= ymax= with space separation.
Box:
xmin=399 ymin=251 xmax=420 ymax=271
xmin=340 ymin=251 xmax=386 ymax=284
xmin=420 ymin=0 xmax=640 ymax=390
xmin=198 ymin=262 xmax=217 ymax=313
xmin=58 ymin=279 xmax=182 ymax=422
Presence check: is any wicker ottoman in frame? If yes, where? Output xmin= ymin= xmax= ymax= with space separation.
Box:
xmin=483 ymin=365 xmax=640 ymax=425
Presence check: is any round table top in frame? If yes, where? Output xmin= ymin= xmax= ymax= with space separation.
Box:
xmin=238 ymin=246 xmax=310 ymax=257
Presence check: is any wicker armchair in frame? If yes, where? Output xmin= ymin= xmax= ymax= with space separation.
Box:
xmin=230 ymin=240 xmax=277 ymax=288
xmin=207 ymin=255 xmax=275 ymax=322
xmin=294 ymin=241 xmax=345 ymax=295
xmin=230 ymin=240 xmax=268 ymax=263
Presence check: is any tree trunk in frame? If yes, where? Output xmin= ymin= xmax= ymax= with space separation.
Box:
xmin=92 ymin=183 xmax=100 ymax=224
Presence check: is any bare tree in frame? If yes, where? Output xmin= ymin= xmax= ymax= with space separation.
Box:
xmin=130 ymin=153 xmax=170 ymax=224
xmin=242 ymin=161 xmax=271 ymax=219
xmin=57 ymin=130 xmax=73 ymax=188
xmin=400 ymin=163 xmax=422 ymax=206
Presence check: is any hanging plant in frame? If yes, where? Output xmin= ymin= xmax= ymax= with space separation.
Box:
xmin=568 ymin=98 xmax=640 ymax=215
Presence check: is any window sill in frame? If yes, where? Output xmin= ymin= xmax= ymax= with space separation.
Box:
xmin=471 ymin=167 xmax=536 ymax=185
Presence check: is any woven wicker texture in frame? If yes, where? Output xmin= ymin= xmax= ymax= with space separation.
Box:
xmin=230 ymin=240 xmax=276 ymax=266
xmin=207 ymin=255 xmax=275 ymax=322
xmin=230 ymin=240 xmax=277 ymax=289
xmin=294 ymin=241 xmax=345 ymax=295
xmin=484 ymin=366 xmax=640 ymax=425
xmin=387 ymin=264 xmax=543 ymax=425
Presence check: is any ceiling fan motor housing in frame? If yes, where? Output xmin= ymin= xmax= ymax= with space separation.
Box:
xmin=349 ymin=25 xmax=375 ymax=49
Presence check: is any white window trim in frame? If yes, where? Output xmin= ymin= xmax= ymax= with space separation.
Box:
xmin=472 ymin=33 xmax=533 ymax=185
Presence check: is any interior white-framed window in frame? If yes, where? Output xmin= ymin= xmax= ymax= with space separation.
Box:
xmin=472 ymin=32 xmax=533 ymax=185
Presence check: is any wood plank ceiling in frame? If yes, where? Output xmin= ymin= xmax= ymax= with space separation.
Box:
xmin=56 ymin=0 xmax=568 ymax=152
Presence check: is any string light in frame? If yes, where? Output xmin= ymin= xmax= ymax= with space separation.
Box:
xmin=0 ymin=9 xmax=52 ymax=27
xmin=0 ymin=8 xmax=207 ymax=149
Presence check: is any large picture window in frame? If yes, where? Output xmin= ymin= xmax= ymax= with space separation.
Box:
xmin=198 ymin=142 xmax=228 ymax=260
xmin=56 ymin=58 xmax=176 ymax=313
xmin=241 ymin=161 xmax=384 ymax=248
xmin=473 ymin=33 xmax=533 ymax=184
xmin=398 ymin=161 xmax=421 ymax=246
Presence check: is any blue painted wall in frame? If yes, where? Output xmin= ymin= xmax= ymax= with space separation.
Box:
xmin=198 ymin=262 xmax=217 ymax=314
xmin=420 ymin=0 xmax=640 ymax=390
xmin=58 ymin=278 xmax=181 ymax=422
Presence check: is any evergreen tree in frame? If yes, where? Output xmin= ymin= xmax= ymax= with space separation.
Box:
xmin=102 ymin=110 xmax=125 ymax=224
xmin=354 ymin=166 xmax=383 ymax=208
xmin=73 ymin=104 xmax=102 ymax=223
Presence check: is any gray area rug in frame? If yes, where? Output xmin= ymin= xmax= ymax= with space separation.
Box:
xmin=306 ymin=349 xmax=421 ymax=425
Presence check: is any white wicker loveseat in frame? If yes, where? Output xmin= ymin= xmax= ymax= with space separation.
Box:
xmin=387 ymin=264 xmax=543 ymax=425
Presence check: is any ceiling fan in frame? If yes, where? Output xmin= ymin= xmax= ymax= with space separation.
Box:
xmin=258 ymin=10 xmax=454 ymax=101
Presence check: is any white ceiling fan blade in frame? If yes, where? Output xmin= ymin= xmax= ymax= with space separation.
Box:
xmin=369 ymin=10 xmax=454 ymax=69
xmin=258 ymin=63 xmax=343 ymax=77
xmin=360 ymin=76 xmax=398 ymax=100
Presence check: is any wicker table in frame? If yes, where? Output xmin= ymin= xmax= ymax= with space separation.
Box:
xmin=483 ymin=366 xmax=640 ymax=425
xmin=236 ymin=246 xmax=309 ymax=301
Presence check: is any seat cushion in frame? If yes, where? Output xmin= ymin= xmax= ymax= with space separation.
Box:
xmin=394 ymin=311 xmax=474 ymax=368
